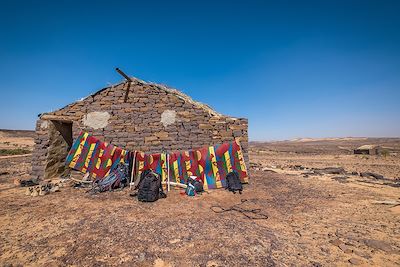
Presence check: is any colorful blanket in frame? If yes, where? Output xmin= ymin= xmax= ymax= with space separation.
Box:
xmin=134 ymin=140 xmax=248 ymax=190
xmin=66 ymin=132 xmax=131 ymax=178
xmin=134 ymin=152 xmax=168 ymax=187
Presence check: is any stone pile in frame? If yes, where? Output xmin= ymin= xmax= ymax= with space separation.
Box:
xmin=25 ymin=180 xmax=63 ymax=197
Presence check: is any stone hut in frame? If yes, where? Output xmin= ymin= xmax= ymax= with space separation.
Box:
xmin=32 ymin=77 xmax=249 ymax=180
xmin=353 ymin=145 xmax=381 ymax=155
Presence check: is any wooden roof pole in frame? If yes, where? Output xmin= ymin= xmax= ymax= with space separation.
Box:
xmin=115 ymin=68 xmax=133 ymax=102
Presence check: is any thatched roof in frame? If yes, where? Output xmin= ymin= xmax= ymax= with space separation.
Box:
xmin=42 ymin=76 xmax=227 ymax=118
xmin=128 ymin=77 xmax=223 ymax=117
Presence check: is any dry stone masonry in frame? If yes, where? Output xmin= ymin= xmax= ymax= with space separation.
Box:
xmin=32 ymin=78 xmax=249 ymax=180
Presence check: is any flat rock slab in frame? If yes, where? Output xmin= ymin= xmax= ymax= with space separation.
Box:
xmin=313 ymin=167 xmax=346 ymax=175
xmin=363 ymin=239 xmax=393 ymax=252
xmin=360 ymin=172 xmax=384 ymax=179
xmin=339 ymin=243 xmax=353 ymax=254
xmin=329 ymin=238 xmax=344 ymax=246
xmin=348 ymin=257 xmax=363 ymax=265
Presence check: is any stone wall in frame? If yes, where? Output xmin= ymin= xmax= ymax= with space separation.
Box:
xmin=32 ymin=120 xmax=50 ymax=181
xmin=32 ymin=80 xmax=249 ymax=180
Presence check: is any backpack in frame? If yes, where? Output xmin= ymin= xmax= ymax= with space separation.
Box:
xmin=187 ymin=176 xmax=204 ymax=193
xmin=225 ymin=171 xmax=243 ymax=194
xmin=185 ymin=183 xmax=196 ymax=197
xmin=93 ymin=163 xmax=129 ymax=192
xmin=136 ymin=170 xmax=166 ymax=202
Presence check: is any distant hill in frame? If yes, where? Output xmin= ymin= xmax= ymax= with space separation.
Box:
xmin=0 ymin=129 xmax=35 ymax=138
xmin=250 ymin=137 xmax=400 ymax=154
xmin=287 ymin=137 xmax=369 ymax=142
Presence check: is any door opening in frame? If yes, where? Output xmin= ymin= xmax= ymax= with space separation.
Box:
xmin=44 ymin=120 xmax=73 ymax=179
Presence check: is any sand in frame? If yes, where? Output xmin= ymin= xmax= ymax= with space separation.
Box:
xmin=0 ymin=132 xmax=399 ymax=266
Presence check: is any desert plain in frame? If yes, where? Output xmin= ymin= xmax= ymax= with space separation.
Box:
xmin=0 ymin=130 xmax=399 ymax=266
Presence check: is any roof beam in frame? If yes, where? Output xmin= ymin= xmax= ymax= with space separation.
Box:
xmin=115 ymin=68 xmax=133 ymax=102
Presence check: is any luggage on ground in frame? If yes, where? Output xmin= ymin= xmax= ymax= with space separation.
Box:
xmin=93 ymin=163 xmax=129 ymax=192
xmin=185 ymin=182 xmax=196 ymax=196
xmin=185 ymin=176 xmax=204 ymax=196
xmin=225 ymin=171 xmax=243 ymax=194
xmin=136 ymin=170 xmax=166 ymax=202
xmin=188 ymin=176 xmax=204 ymax=192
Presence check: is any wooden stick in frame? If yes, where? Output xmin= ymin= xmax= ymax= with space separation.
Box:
xmin=162 ymin=181 xmax=187 ymax=189
xmin=129 ymin=151 xmax=137 ymax=189
xmin=70 ymin=177 xmax=92 ymax=184
xmin=167 ymin=153 xmax=170 ymax=192
xmin=115 ymin=68 xmax=132 ymax=82
xmin=123 ymin=81 xmax=131 ymax=103
xmin=115 ymin=68 xmax=133 ymax=103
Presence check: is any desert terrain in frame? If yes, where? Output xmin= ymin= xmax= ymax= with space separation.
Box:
xmin=0 ymin=131 xmax=399 ymax=266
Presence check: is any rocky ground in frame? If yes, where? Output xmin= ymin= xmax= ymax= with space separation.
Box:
xmin=0 ymin=134 xmax=399 ymax=266
xmin=250 ymin=137 xmax=400 ymax=179
xmin=0 ymin=129 xmax=34 ymax=150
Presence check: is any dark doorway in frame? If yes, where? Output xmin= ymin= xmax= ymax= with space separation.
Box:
xmin=44 ymin=120 xmax=73 ymax=179
xmin=51 ymin=120 xmax=73 ymax=148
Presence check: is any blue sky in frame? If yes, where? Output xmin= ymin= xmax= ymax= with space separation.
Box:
xmin=0 ymin=0 xmax=399 ymax=140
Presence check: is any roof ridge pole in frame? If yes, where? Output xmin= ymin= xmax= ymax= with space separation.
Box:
xmin=115 ymin=68 xmax=133 ymax=102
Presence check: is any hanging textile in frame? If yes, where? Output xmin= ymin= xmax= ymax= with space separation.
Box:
xmin=65 ymin=132 xmax=131 ymax=178
xmin=133 ymin=139 xmax=248 ymax=190
xmin=135 ymin=152 xmax=168 ymax=188
xmin=174 ymin=139 xmax=248 ymax=190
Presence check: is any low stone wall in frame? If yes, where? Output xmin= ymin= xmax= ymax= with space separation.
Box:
xmin=32 ymin=81 xmax=249 ymax=180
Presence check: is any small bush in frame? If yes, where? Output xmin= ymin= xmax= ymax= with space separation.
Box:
xmin=381 ymin=149 xmax=389 ymax=158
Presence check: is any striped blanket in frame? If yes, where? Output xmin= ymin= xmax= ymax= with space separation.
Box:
xmin=66 ymin=132 xmax=131 ymax=178
xmin=66 ymin=132 xmax=248 ymax=188
xmin=134 ymin=140 xmax=248 ymax=190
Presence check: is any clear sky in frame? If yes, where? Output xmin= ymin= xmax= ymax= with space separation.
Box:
xmin=0 ymin=0 xmax=399 ymax=140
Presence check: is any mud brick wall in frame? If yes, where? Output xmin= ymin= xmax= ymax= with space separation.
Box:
xmin=32 ymin=80 xmax=249 ymax=180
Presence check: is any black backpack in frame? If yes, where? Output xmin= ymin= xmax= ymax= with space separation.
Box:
xmin=225 ymin=171 xmax=243 ymax=194
xmin=136 ymin=170 xmax=166 ymax=202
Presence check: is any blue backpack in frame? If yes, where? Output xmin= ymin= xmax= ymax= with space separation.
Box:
xmin=93 ymin=163 xmax=129 ymax=192
xmin=185 ymin=176 xmax=203 ymax=196
xmin=185 ymin=183 xmax=196 ymax=196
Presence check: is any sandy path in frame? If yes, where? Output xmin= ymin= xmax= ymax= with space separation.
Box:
xmin=0 ymin=154 xmax=32 ymax=159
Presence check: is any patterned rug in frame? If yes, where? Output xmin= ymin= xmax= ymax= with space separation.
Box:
xmin=134 ymin=140 xmax=248 ymax=190
xmin=66 ymin=132 xmax=131 ymax=178
xmin=66 ymin=132 xmax=248 ymax=188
